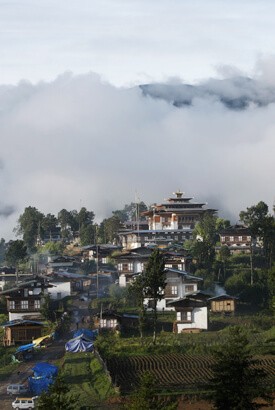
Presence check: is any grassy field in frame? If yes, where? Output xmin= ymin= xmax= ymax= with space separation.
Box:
xmin=95 ymin=325 xmax=275 ymax=358
xmin=61 ymin=352 xmax=118 ymax=409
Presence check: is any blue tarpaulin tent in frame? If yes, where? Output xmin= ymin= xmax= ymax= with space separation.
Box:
xmin=28 ymin=375 xmax=54 ymax=396
xmin=72 ymin=328 xmax=97 ymax=340
xmin=65 ymin=335 xmax=94 ymax=353
xmin=28 ymin=362 xmax=58 ymax=395
xmin=32 ymin=362 xmax=58 ymax=378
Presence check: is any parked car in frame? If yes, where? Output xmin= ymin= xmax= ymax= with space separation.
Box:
xmin=12 ymin=396 xmax=37 ymax=409
xmin=7 ymin=384 xmax=29 ymax=395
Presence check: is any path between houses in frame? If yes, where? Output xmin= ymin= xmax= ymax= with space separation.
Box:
xmin=0 ymin=294 xmax=91 ymax=410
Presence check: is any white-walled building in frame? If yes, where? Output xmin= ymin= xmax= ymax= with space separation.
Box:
xmin=168 ymin=292 xmax=209 ymax=333
xmin=144 ymin=268 xmax=203 ymax=311
xmin=115 ymin=247 xmax=187 ymax=287
xmin=48 ymin=280 xmax=71 ymax=300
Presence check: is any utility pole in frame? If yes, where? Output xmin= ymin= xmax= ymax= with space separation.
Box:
xmin=95 ymin=225 xmax=99 ymax=299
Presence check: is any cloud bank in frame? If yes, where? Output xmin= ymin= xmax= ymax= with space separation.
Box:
xmin=0 ymin=66 xmax=275 ymax=239
xmin=140 ymin=76 xmax=275 ymax=110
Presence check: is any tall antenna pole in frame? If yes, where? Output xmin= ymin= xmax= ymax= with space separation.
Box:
xmin=135 ymin=191 xmax=140 ymax=245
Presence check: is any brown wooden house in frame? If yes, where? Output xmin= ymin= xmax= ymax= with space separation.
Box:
xmin=2 ymin=320 xmax=44 ymax=346
xmin=0 ymin=277 xmax=53 ymax=322
xmin=208 ymin=294 xmax=238 ymax=314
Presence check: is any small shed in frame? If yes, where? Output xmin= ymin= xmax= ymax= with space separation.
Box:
xmin=2 ymin=320 xmax=44 ymax=346
xmin=208 ymin=294 xmax=238 ymax=314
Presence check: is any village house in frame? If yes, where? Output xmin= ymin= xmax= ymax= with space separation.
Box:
xmin=81 ymin=244 xmax=122 ymax=264
xmin=48 ymin=277 xmax=72 ymax=300
xmin=46 ymin=255 xmax=79 ymax=274
xmin=0 ymin=277 xmax=53 ymax=322
xmin=218 ymin=224 xmax=258 ymax=254
xmin=51 ymin=271 xmax=91 ymax=293
xmin=168 ymin=291 xmax=209 ymax=333
xmin=0 ymin=267 xmax=33 ymax=291
xmin=2 ymin=319 xmax=45 ymax=346
xmin=114 ymin=246 xmax=187 ymax=287
xmin=144 ymin=268 xmax=203 ymax=311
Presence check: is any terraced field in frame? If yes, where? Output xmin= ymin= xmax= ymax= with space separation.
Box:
xmin=106 ymin=354 xmax=275 ymax=394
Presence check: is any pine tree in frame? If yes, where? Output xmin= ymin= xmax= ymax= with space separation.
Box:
xmin=37 ymin=375 xmax=79 ymax=410
xmin=144 ymin=249 xmax=166 ymax=344
xmin=208 ymin=326 xmax=272 ymax=410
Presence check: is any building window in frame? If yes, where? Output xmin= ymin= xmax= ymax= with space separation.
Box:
xmin=230 ymin=236 xmax=234 ymax=242
xmin=21 ymin=300 xmax=28 ymax=309
xmin=24 ymin=288 xmax=28 ymax=297
xmin=221 ymin=236 xmax=225 ymax=242
xmin=118 ymin=263 xmax=133 ymax=272
xmin=9 ymin=300 xmax=15 ymax=310
xmin=171 ymin=286 xmax=178 ymax=295
xmin=180 ymin=311 xmax=192 ymax=322
xmin=57 ymin=293 xmax=62 ymax=299
xmin=185 ymin=285 xmax=194 ymax=293
xmin=238 ymin=236 xmax=242 ymax=242
xmin=109 ymin=319 xmax=117 ymax=328
xmin=34 ymin=300 xmax=40 ymax=309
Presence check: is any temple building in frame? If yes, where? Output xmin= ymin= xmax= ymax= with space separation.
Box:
xmin=118 ymin=190 xmax=217 ymax=249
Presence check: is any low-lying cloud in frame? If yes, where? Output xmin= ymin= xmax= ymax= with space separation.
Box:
xmin=0 ymin=64 xmax=275 ymax=239
xmin=140 ymin=76 xmax=275 ymax=110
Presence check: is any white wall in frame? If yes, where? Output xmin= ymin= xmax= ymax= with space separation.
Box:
xmin=9 ymin=311 xmax=41 ymax=321
xmin=119 ymin=274 xmax=127 ymax=287
xmin=176 ymin=307 xmax=208 ymax=333
xmin=48 ymin=281 xmax=71 ymax=299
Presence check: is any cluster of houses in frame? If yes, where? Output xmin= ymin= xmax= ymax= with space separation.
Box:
xmin=0 ymin=191 xmax=247 ymax=345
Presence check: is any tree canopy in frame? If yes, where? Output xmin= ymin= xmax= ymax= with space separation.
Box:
xmin=37 ymin=375 xmax=79 ymax=410
xmin=240 ymin=201 xmax=275 ymax=269
xmin=5 ymin=240 xmax=27 ymax=267
xmin=144 ymin=249 xmax=166 ymax=344
xmin=208 ymin=326 xmax=271 ymax=410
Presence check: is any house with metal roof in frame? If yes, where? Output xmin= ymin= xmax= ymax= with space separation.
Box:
xmin=144 ymin=268 xmax=203 ymax=311
xmin=168 ymin=292 xmax=209 ymax=333
xmin=2 ymin=319 xmax=45 ymax=346
xmin=0 ymin=277 xmax=53 ymax=322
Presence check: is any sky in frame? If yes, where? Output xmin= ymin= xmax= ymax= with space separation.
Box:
xmin=1 ymin=0 xmax=275 ymax=239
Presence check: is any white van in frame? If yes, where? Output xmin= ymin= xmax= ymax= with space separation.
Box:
xmin=12 ymin=396 xmax=37 ymax=409
xmin=7 ymin=384 xmax=29 ymax=395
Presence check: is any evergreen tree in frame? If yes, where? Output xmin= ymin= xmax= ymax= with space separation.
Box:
xmin=240 ymin=201 xmax=275 ymax=269
xmin=191 ymin=213 xmax=218 ymax=270
xmin=5 ymin=240 xmax=27 ymax=267
xmin=144 ymin=249 xmax=166 ymax=344
xmin=129 ymin=274 xmax=147 ymax=339
xmin=15 ymin=206 xmax=44 ymax=250
xmin=0 ymin=238 xmax=6 ymax=263
xmin=37 ymin=375 xmax=78 ymax=409
xmin=208 ymin=326 xmax=271 ymax=410
xmin=127 ymin=371 xmax=177 ymax=410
